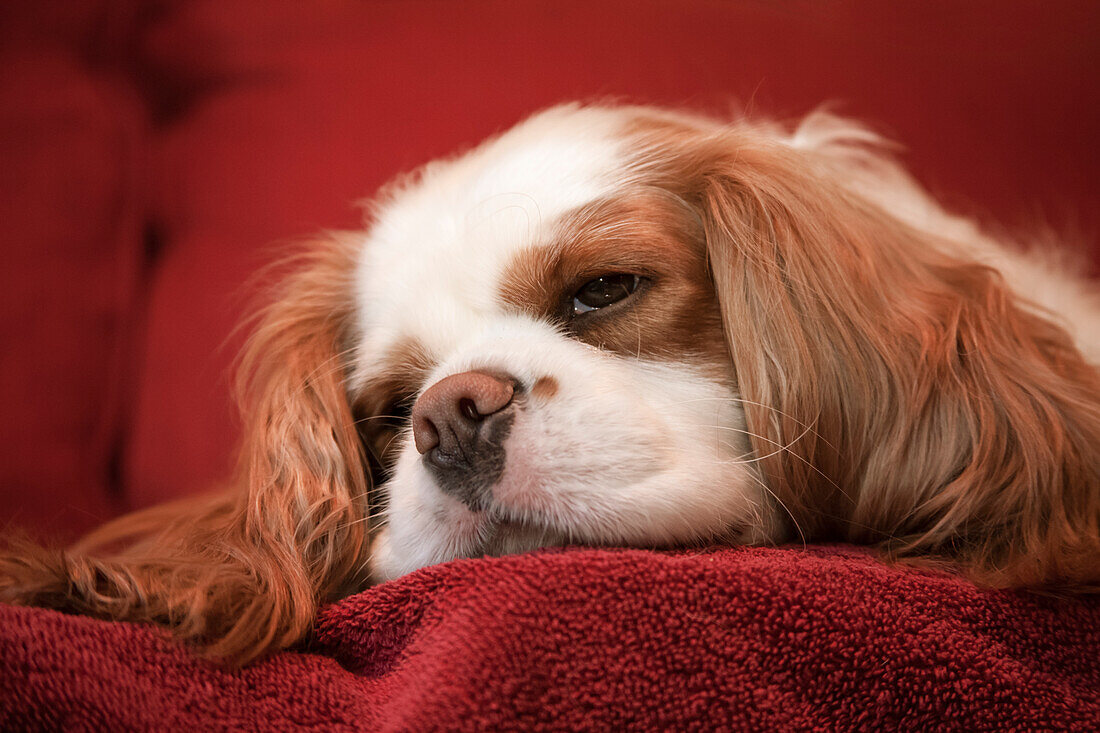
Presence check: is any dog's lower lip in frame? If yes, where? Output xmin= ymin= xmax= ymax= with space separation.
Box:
xmin=482 ymin=509 xmax=555 ymax=544
xmin=484 ymin=508 xmax=525 ymax=531
xmin=476 ymin=517 xmax=565 ymax=560
xmin=492 ymin=517 xmax=532 ymax=532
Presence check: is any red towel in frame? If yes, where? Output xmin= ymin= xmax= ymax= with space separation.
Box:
xmin=2 ymin=545 xmax=1098 ymax=730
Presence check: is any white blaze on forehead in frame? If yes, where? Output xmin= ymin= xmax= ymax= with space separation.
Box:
xmin=353 ymin=106 xmax=630 ymax=372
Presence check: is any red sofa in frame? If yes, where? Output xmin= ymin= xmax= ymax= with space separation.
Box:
xmin=2 ymin=2 xmax=1099 ymax=729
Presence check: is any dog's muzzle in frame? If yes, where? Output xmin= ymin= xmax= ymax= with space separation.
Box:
xmin=411 ymin=370 xmax=517 ymax=510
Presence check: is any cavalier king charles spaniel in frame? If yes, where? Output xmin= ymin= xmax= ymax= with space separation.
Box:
xmin=4 ymin=104 xmax=1099 ymax=664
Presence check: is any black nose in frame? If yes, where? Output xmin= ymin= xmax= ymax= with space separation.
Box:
xmin=411 ymin=371 xmax=517 ymax=509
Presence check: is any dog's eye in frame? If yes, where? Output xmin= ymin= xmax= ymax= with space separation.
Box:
xmin=571 ymin=274 xmax=642 ymax=316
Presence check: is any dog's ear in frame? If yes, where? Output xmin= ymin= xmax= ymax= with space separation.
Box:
xmin=221 ymin=235 xmax=374 ymax=655
xmin=691 ymin=131 xmax=1100 ymax=588
xmin=0 ymin=236 xmax=373 ymax=664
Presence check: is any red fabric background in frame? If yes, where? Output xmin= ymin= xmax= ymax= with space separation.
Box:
xmin=1 ymin=0 xmax=1099 ymax=539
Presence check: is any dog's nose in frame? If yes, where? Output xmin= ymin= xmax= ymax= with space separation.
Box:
xmin=412 ymin=371 xmax=515 ymax=454
xmin=411 ymin=371 xmax=517 ymax=508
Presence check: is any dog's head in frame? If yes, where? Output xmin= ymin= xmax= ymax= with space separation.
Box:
xmin=238 ymin=104 xmax=1095 ymax=587
xmin=355 ymin=108 xmax=786 ymax=579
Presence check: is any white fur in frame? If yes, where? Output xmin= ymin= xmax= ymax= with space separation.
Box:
xmin=352 ymin=105 xmax=630 ymax=368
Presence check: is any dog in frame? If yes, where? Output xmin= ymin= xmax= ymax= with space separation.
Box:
xmin=3 ymin=104 xmax=1098 ymax=664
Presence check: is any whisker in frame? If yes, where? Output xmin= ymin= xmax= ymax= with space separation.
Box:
xmin=744 ymin=470 xmax=807 ymax=549
xmin=702 ymin=423 xmax=849 ymax=500
xmin=663 ymin=395 xmax=836 ymax=451
xmin=354 ymin=414 xmax=411 ymax=425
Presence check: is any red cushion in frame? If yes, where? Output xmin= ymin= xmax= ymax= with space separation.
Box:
xmin=0 ymin=47 xmax=145 ymax=539
xmin=3 ymin=546 xmax=1099 ymax=728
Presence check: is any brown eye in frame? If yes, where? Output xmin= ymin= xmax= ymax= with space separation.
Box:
xmin=572 ymin=274 xmax=642 ymax=316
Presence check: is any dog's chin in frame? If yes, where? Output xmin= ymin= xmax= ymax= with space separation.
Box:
xmin=479 ymin=513 xmax=569 ymax=558
xmin=370 ymin=467 xmax=780 ymax=585
xmin=368 ymin=497 xmax=567 ymax=583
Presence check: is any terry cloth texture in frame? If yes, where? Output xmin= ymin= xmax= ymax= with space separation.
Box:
xmin=2 ymin=545 xmax=1098 ymax=731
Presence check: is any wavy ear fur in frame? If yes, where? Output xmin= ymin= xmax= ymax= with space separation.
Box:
xmin=670 ymin=124 xmax=1100 ymax=589
xmin=0 ymin=236 xmax=372 ymax=664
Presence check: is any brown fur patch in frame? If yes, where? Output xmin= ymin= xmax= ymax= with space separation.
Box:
xmin=530 ymin=375 xmax=560 ymax=401
xmin=498 ymin=189 xmax=734 ymax=386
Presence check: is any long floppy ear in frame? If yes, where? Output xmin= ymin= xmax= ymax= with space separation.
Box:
xmin=691 ymin=129 xmax=1100 ymax=589
xmin=0 ymin=236 xmax=373 ymax=664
